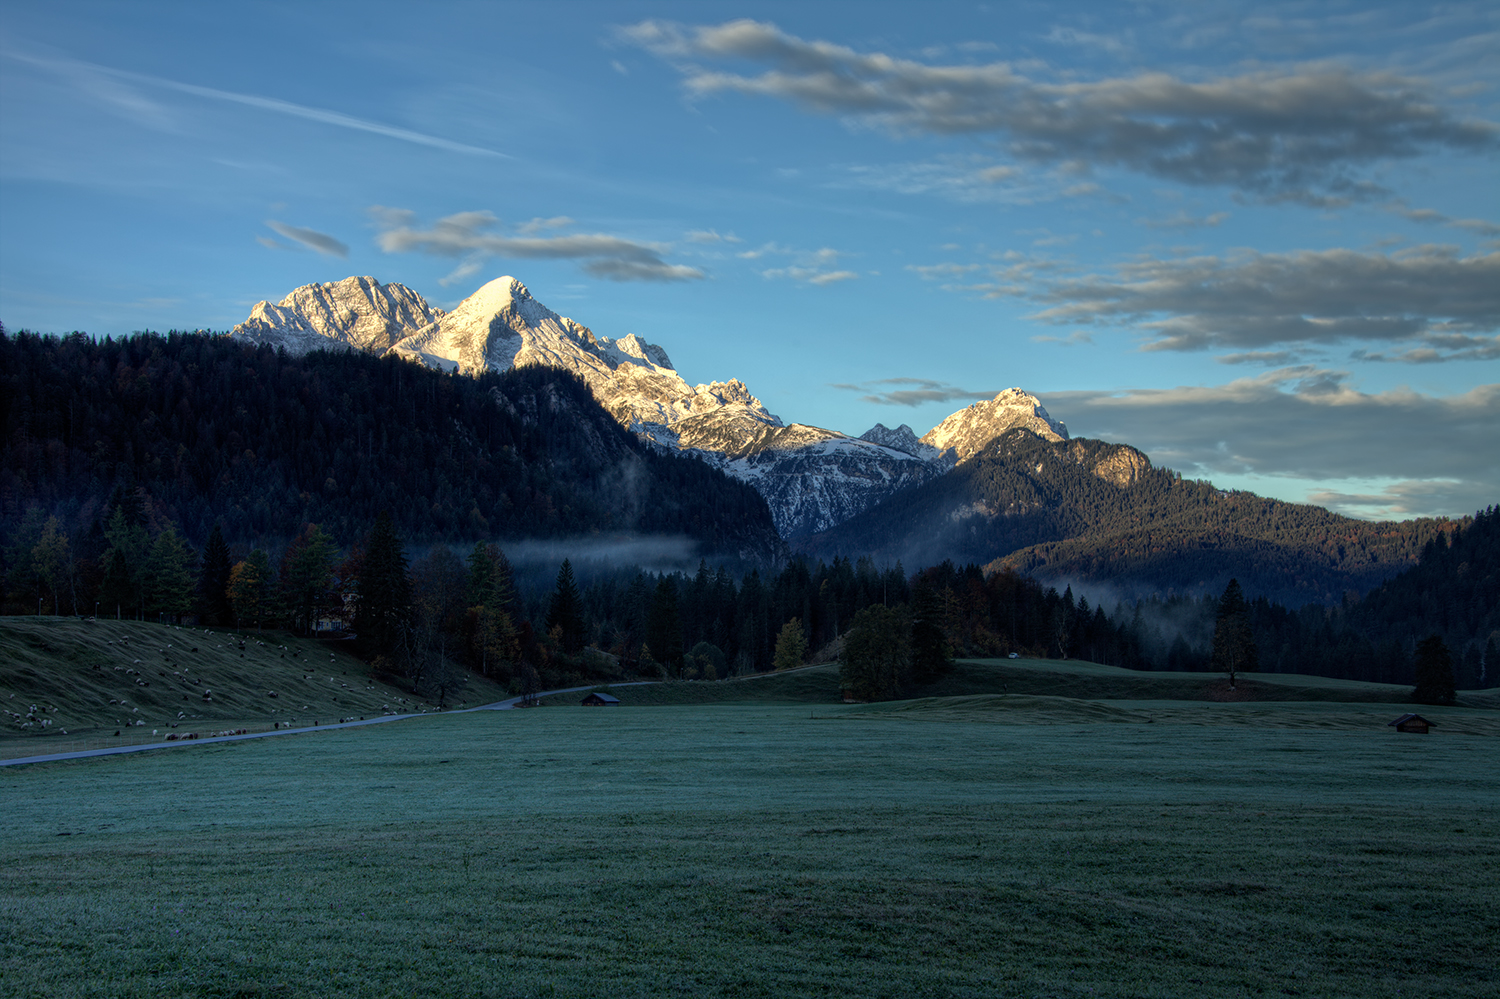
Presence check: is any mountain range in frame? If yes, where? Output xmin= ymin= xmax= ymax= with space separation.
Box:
xmin=234 ymin=275 xmax=1074 ymax=537
xmin=228 ymin=274 xmax=1470 ymax=602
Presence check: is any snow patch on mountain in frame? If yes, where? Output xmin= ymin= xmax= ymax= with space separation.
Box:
xmin=920 ymin=389 xmax=1068 ymax=463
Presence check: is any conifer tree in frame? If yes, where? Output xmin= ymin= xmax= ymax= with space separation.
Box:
xmin=1211 ymin=578 xmax=1258 ymax=687
xmin=145 ymin=526 xmax=196 ymax=622
xmin=278 ymin=524 xmax=337 ymax=635
xmin=909 ymin=579 xmax=952 ymax=684
xmin=197 ymin=523 xmax=233 ymax=626
xmin=546 ymin=559 xmax=586 ymax=655
xmin=645 ymin=576 xmax=682 ymax=673
xmin=99 ymin=549 xmax=132 ymax=620
xmin=354 ymin=512 xmax=412 ymax=658
xmin=31 ymin=516 xmax=70 ymax=615
xmin=1412 ymin=635 xmax=1457 ymax=705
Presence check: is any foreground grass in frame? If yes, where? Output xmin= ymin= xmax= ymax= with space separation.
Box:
xmin=0 ymin=617 xmax=513 ymax=758
xmin=4 ymin=704 xmax=1497 ymax=997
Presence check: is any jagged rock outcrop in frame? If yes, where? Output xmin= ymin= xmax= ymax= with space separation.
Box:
xmin=233 ymin=276 xmax=444 ymax=354
xmin=858 ymin=423 xmax=947 ymax=462
xmin=920 ymin=389 xmax=1068 ymax=462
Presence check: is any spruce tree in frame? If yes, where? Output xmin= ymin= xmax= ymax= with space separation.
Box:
xmin=1412 ymin=635 xmax=1457 ymax=705
xmin=1211 ymin=578 xmax=1258 ymax=687
xmin=354 ymin=512 xmax=412 ymax=658
xmin=99 ymin=548 xmax=133 ymax=620
xmin=546 ymin=559 xmax=586 ymax=655
xmin=909 ymin=579 xmax=952 ymax=684
xmin=466 ymin=541 xmax=496 ymax=610
xmin=645 ymin=576 xmax=681 ymax=672
xmin=145 ymin=526 xmax=196 ymax=622
xmin=197 ymin=523 xmax=233 ymax=626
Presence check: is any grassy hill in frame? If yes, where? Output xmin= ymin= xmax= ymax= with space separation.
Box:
xmin=0 ymin=617 xmax=512 ymax=758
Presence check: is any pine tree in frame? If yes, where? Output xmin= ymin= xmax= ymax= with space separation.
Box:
xmin=354 ymin=512 xmax=412 ymax=658
xmin=102 ymin=507 xmax=150 ymax=617
xmin=645 ymin=576 xmax=682 ymax=673
xmin=197 ymin=523 xmax=233 ymax=626
xmin=466 ymin=540 xmax=496 ymax=609
xmin=1412 ymin=635 xmax=1457 ymax=705
xmin=1211 ymin=578 xmax=1258 ymax=687
xmin=279 ymin=524 xmax=337 ymax=635
xmin=31 ymin=516 xmax=70 ymax=615
xmin=546 ymin=559 xmax=586 ymax=655
xmin=145 ymin=526 xmax=196 ymax=622
xmin=98 ymin=549 xmax=132 ymax=620
xmin=909 ymin=579 xmax=952 ymax=684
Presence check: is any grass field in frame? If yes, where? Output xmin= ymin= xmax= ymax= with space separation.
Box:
xmin=4 ymin=696 xmax=1498 ymax=997
xmin=0 ymin=617 xmax=512 ymax=759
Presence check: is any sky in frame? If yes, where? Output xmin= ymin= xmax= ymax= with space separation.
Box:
xmin=1 ymin=1 xmax=1496 ymax=522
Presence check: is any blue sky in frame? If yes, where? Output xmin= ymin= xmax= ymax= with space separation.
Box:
xmin=2 ymin=1 xmax=1496 ymax=521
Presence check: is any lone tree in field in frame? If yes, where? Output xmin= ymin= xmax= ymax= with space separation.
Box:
xmin=1412 ymin=635 xmax=1457 ymax=705
xmin=772 ymin=617 xmax=808 ymax=672
xmin=1211 ymin=578 xmax=1258 ymax=688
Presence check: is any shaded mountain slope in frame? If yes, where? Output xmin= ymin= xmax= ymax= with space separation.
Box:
xmin=0 ymin=330 xmax=783 ymax=560
xmin=804 ymin=429 xmax=1459 ymax=604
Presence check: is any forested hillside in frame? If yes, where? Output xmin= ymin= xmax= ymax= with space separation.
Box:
xmin=0 ymin=329 xmax=781 ymax=569
xmin=807 ymin=428 xmax=1461 ymax=605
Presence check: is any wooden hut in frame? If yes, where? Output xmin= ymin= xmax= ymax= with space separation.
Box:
xmin=581 ymin=692 xmax=621 ymax=706
xmin=1388 ymin=713 xmax=1434 ymax=734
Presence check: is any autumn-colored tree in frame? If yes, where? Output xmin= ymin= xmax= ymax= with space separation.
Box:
xmin=772 ymin=617 xmax=808 ymax=672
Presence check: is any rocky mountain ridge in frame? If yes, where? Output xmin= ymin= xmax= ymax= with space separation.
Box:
xmin=232 ymin=275 xmax=1068 ymax=538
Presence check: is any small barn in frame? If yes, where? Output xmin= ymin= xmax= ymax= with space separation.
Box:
xmin=1388 ymin=713 xmax=1434 ymax=734
xmin=581 ymin=692 xmax=621 ymax=706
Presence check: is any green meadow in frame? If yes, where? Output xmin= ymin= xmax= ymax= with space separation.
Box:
xmin=3 ymin=677 xmax=1498 ymax=998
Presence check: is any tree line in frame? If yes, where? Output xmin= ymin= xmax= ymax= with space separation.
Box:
xmin=0 ymin=327 xmax=781 ymax=565
xmin=4 ymin=483 xmax=1490 ymax=704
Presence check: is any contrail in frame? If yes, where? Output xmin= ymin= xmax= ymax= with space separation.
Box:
xmin=8 ymin=48 xmax=512 ymax=159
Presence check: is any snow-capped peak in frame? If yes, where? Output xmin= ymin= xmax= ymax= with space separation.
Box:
xmin=920 ymin=388 xmax=1068 ymax=463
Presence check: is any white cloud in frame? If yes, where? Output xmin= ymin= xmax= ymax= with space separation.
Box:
xmin=1005 ymin=246 xmax=1499 ymax=357
xmin=371 ymin=208 xmax=704 ymax=282
xmin=622 ymin=19 xmax=1497 ymax=203
xmin=265 ymin=221 xmax=348 ymax=258
xmin=1047 ymin=369 xmax=1500 ymax=516
xmin=831 ymin=377 xmax=996 ymax=407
